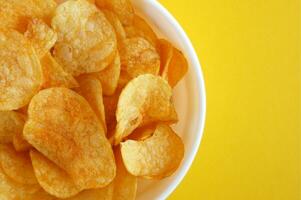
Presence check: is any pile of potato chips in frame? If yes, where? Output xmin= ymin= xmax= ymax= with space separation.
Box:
xmin=0 ymin=0 xmax=188 ymax=199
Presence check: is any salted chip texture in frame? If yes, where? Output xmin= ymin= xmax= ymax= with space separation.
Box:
xmin=0 ymin=30 xmax=43 ymax=111
xmin=25 ymin=18 xmax=58 ymax=58
xmin=52 ymin=0 xmax=117 ymax=76
xmin=23 ymin=87 xmax=116 ymax=189
xmin=40 ymin=53 xmax=79 ymax=89
xmin=96 ymin=0 xmax=134 ymax=26
xmin=125 ymin=15 xmax=158 ymax=46
xmin=13 ymin=131 xmax=31 ymax=152
xmin=0 ymin=111 xmax=25 ymax=144
xmin=157 ymin=39 xmax=173 ymax=74
xmin=121 ymin=124 xmax=184 ymax=178
xmin=0 ymin=166 xmax=41 ymax=200
xmin=92 ymin=52 xmax=121 ymax=96
xmin=113 ymin=148 xmax=137 ymax=200
xmin=0 ymin=144 xmax=37 ymax=185
xmin=66 ymin=183 xmax=113 ymax=200
xmin=103 ymin=10 xmax=126 ymax=47
xmin=76 ymin=75 xmax=107 ymax=133
xmin=30 ymin=150 xmax=82 ymax=198
xmin=114 ymin=74 xmax=177 ymax=144
xmin=120 ymin=37 xmax=160 ymax=78
xmin=0 ymin=0 xmax=57 ymax=32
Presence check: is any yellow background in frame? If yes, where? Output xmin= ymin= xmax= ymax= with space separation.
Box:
xmin=158 ymin=0 xmax=301 ymax=199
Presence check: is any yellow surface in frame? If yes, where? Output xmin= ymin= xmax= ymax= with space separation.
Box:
xmin=158 ymin=0 xmax=301 ymax=199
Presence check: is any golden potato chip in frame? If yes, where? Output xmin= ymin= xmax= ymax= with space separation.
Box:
xmin=0 ymin=30 xmax=43 ymax=111
xmin=120 ymin=37 xmax=160 ymax=78
xmin=157 ymin=39 xmax=173 ymax=74
xmin=66 ymin=184 xmax=113 ymax=200
xmin=0 ymin=144 xmax=37 ymax=185
xmin=76 ymin=75 xmax=107 ymax=133
xmin=125 ymin=15 xmax=158 ymax=46
xmin=103 ymin=10 xmax=126 ymax=46
xmin=56 ymin=0 xmax=95 ymax=4
xmin=52 ymin=0 xmax=117 ymax=76
xmin=92 ymin=52 xmax=121 ymax=96
xmin=25 ymin=18 xmax=57 ymax=58
xmin=30 ymin=150 xmax=82 ymax=198
xmin=96 ymin=0 xmax=134 ymax=26
xmin=121 ymin=124 xmax=184 ymax=178
xmin=127 ymin=124 xmax=156 ymax=141
xmin=113 ymin=147 xmax=137 ymax=200
xmin=162 ymin=48 xmax=188 ymax=88
xmin=29 ymin=189 xmax=58 ymax=200
xmin=13 ymin=131 xmax=31 ymax=152
xmin=23 ymin=88 xmax=116 ymax=189
xmin=114 ymin=74 xmax=177 ymax=145
xmin=0 ymin=166 xmax=41 ymax=200
xmin=0 ymin=0 xmax=57 ymax=32
xmin=41 ymin=53 xmax=79 ymax=89
xmin=0 ymin=111 xmax=25 ymax=144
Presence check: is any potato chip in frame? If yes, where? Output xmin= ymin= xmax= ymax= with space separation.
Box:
xmin=113 ymin=147 xmax=137 ymax=200
xmin=0 ymin=0 xmax=57 ymax=33
xmin=13 ymin=131 xmax=31 ymax=152
xmin=96 ymin=0 xmax=134 ymax=26
xmin=29 ymin=189 xmax=58 ymax=200
xmin=66 ymin=183 xmax=113 ymax=200
xmin=103 ymin=10 xmax=127 ymax=46
xmin=120 ymin=37 xmax=160 ymax=78
xmin=0 ymin=30 xmax=43 ymax=111
xmin=125 ymin=15 xmax=158 ymax=46
xmin=0 ymin=111 xmax=25 ymax=144
xmin=118 ymin=70 xmax=132 ymax=89
xmin=127 ymin=124 xmax=156 ymax=141
xmin=76 ymin=75 xmax=107 ymax=133
xmin=30 ymin=150 xmax=82 ymax=198
xmin=56 ymin=0 xmax=95 ymax=4
xmin=41 ymin=53 xmax=79 ymax=89
xmin=92 ymin=52 xmax=121 ymax=96
xmin=0 ymin=144 xmax=37 ymax=185
xmin=0 ymin=166 xmax=41 ymax=200
xmin=162 ymin=47 xmax=188 ymax=88
xmin=23 ymin=88 xmax=116 ymax=189
xmin=25 ymin=18 xmax=58 ymax=58
xmin=157 ymin=39 xmax=173 ymax=74
xmin=52 ymin=0 xmax=117 ymax=76
xmin=121 ymin=124 xmax=184 ymax=178
xmin=114 ymin=74 xmax=177 ymax=145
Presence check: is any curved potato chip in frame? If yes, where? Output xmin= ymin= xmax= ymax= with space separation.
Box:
xmin=0 ymin=30 xmax=43 ymax=111
xmin=120 ymin=37 xmax=160 ymax=78
xmin=96 ymin=0 xmax=134 ymax=26
xmin=114 ymin=74 xmax=177 ymax=145
xmin=162 ymin=47 xmax=188 ymax=87
xmin=25 ymin=18 xmax=58 ymax=58
xmin=0 ymin=166 xmax=41 ymax=200
xmin=13 ymin=131 xmax=31 ymax=152
xmin=157 ymin=39 xmax=173 ymax=74
xmin=30 ymin=150 xmax=82 ymax=198
xmin=0 ymin=111 xmax=25 ymax=144
xmin=76 ymin=75 xmax=107 ymax=133
xmin=29 ymin=189 xmax=58 ymax=200
xmin=52 ymin=0 xmax=117 ymax=76
xmin=23 ymin=88 xmax=116 ymax=189
xmin=41 ymin=53 xmax=79 ymax=89
xmin=121 ymin=124 xmax=184 ymax=178
xmin=92 ymin=52 xmax=121 ymax=96
xmin=125 ymin=15 xmax=158 ymax=46
xmin=0 ymin=144 xmax=37 ymax=185
xmin=113 ymin=147 xmax=137 ymax=200
xmin=127 ymin=124 xmax=156 ymax=141
xmin=66 ymin=183 xmax=113 ymax=200
xmin=103 ymin=10 xmax=126 ymax=47
xmin=0 ymin=0 xmax=56 ymax=32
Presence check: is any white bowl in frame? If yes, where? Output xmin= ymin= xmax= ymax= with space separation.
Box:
xmin=131 ymin=0 xmax=207 ymax=199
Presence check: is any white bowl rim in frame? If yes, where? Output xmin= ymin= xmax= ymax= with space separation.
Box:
xmin=143 ymin=1 xmax=207 ymax=199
